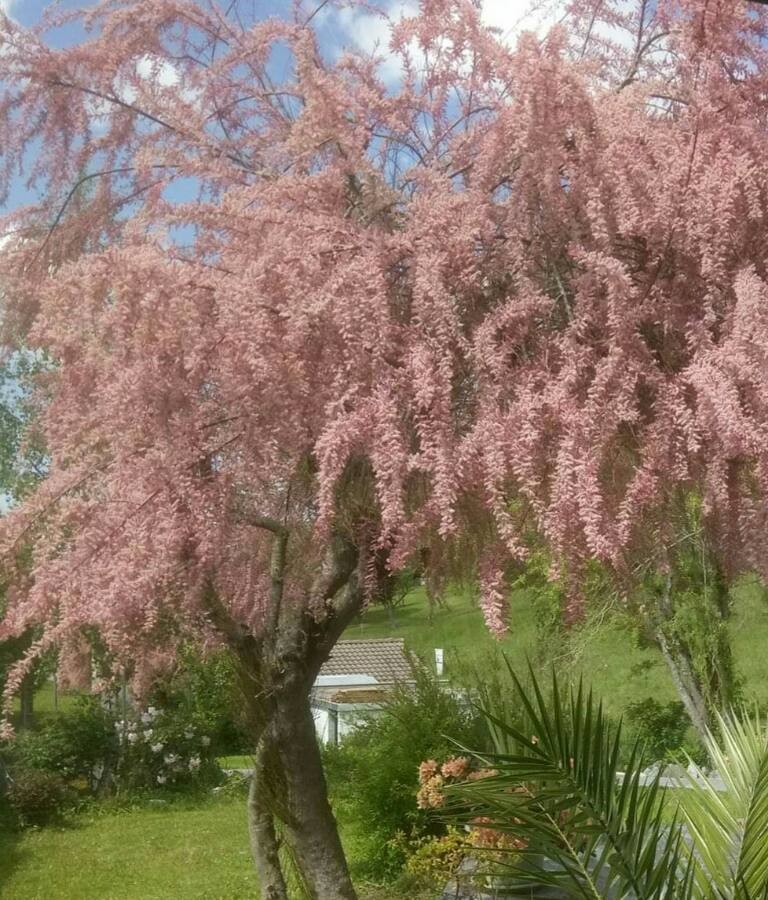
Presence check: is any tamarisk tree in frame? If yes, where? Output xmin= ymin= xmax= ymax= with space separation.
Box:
xmin=2 ymin=0 xmax=768 ymax=895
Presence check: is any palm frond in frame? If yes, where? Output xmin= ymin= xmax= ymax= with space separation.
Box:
xmin=680 ymin=710 xmax=768 ymax=899
xmin=448 ymin=660 xmax=692 ymax=899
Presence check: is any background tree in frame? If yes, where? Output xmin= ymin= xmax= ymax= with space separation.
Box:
xmin=0 ymin=351 xmax=49 ymax=728
xmin=2 ymin=1 xmax=768 ymax=897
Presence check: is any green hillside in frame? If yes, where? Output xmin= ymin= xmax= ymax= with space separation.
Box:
xmin=345 ymin=581 xmax=768 ymax=718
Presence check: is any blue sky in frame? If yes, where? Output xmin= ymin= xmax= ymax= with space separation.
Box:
xmin=0 ymin=0 xmax=557 ymax=216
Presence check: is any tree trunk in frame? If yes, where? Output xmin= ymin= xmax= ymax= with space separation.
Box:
xmin=207 ymin=529 xmax=363 ymax=899
xmin=654 ymin=626 xmax=712 ymax=741
xmin=244 ymin=683 xmax=357 ymax=900
xmin=271 ymin=687 xmax=357 ymax=900
xmin=648 ymin=565 xmax=737 ymax=744
xmin=19 ymin=673 xmax=34 ymax=730
xmin=248 ymin=743 xmax=289 ymax=900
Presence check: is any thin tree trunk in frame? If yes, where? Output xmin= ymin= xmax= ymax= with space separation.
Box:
xmin=650 ymin=571 xmax=717 ymax=743
xmin=248 ymin=744 xmax=289 ymax=900
xmin=19 ymin=673 xmax=34 ymax=730
xmin=654 ymin=627 xmax=711 ymax=741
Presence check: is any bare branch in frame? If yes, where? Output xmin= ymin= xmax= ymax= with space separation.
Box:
xmin=240 ymin=512 xmax=288 ymax=537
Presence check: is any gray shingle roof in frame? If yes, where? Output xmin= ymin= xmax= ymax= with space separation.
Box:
xmin=319 ymin=638 xmax=413 ymax=684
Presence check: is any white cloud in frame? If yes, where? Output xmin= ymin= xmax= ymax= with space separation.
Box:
xmin=0 ymin=0 xmax=18 ymax=21
xmin=136 ymin=55 xmax=180 ymax=89
xmin=331 ymin=0 xmax=564 ymax=84
xmin=480 ymin=0 xmax=562 ymax=41
xmin=114 ymin=55 xmax=181 ymax=107
xmin=336 ymin=1 xmax=418 ymax=83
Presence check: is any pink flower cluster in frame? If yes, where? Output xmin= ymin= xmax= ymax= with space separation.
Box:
xmin=417 ymin=756 xmax=497 ymax=809
xmin=417 ymin=755 xmax=526 ymax=853
xmin=1 ymin=0 xmax=768 ymax=720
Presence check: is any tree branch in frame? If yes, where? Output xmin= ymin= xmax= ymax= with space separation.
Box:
xmin=237 ymin=511 xmax=287 ymax=537
xmin=48 ymin=78 xmax=260 ymax=174
xmin=201 ymin=576 xmax=259 ymax=656
xmin=31 ymin=165 xmax=179 ymax=267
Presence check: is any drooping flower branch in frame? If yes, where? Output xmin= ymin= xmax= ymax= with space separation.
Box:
xmin=0 ymin=0 xmax=767 ymax=720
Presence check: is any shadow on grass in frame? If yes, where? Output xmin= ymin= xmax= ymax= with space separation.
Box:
xmin=0 ymin=823 xmax=25 ymax=894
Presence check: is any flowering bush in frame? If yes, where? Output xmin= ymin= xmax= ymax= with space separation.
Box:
xmin=114 ymin=705 xmax=221 ymax=793
xmin=404 ymin=827 xmax=466 ymax=886
xmin=417 ymin=756 xmax=528 ymax=860
xmin=148 ymin=647 xmax=249 ymax=756
xmin=322 ymin=664 xmax=487 ymax=881
xmin=417 ymin=756 xmax=501 ymax=809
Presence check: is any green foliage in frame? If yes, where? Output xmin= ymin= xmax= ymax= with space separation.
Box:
xmin=404 ymin=827 xmax=466 ymax=886
xmin=457 ymin=649 xmax=575 ymax=758
xmin=323 ymin=663 xmax=487 ymax=882
xmin=439 ymin=662 xmax=768 ymax=899
xmin=0 ymin=349 xmax=51 ymax=502
xmin=0 ymin=349 xmax=53 ymax=727
xmin=5 ymin=696 xmax=116 ymax=791
xmin=148 ymin=647 xmax=248 ymax=755
xmin=625 ymin=696 xmax=697 ymax=763
xmin=5 ymin=769 xmax=71 ymax=827
xmin=1 ymin=692 xmax=222 ymax=805
xmin=679 ymin=711 xmax=768 ymax=900
xmin=445 ymin=661 xmax=692 ymax=899
xmin=509 ymin=550 xmax=566 ymax=655
xmin=639 ymin=496 xmax=743 ymax=717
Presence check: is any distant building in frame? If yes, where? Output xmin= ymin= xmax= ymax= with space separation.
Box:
xmin=311 ymin=638 xmax=414 ymax=745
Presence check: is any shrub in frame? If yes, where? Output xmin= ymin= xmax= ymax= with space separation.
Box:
xmin=114 ymin=704 xmax=222 ymax=794
xmin=625 ymin=696 xmax=700 ymax=762
xmin=5 ymin=768 xmax=71 ymax=827
xmin=3 ymin=694 xmax=222 ymax=800
xmin=404 ymin=828 xmax=466 ymax=886
xmin=149 ymin=648 xmax=249 ymax=755
xmin=323 ymin=663 xmax=487 ymax=881
xmin=9 ymin=696 xmax=117 ymax=792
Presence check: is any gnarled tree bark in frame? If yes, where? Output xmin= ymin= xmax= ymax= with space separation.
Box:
xmin=248 ymin=738 xmax=289 ymax=900
xmin=210 ymin=529 xmax=363 ymax=900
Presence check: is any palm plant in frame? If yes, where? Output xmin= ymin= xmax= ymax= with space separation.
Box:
xmin=444 ymin=662 xmax=768 ymax=899
xmin=679 ymin=712 xmax=768 ymax=900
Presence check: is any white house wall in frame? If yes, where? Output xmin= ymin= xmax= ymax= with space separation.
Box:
xmin=313 ymin=706 xmax=331 ymax=744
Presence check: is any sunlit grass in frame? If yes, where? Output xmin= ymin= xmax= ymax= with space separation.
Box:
xmin=0 ymin=795 xmax=427 ymax=900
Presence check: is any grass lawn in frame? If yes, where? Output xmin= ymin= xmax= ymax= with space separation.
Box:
xmin=0 ymin=796 xmax=423 ymax=900
xmin=216 ymin=755 xmax=255 ymax=770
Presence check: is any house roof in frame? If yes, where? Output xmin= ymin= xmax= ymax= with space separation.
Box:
xmin=318 ymin=638 xmax=413 ymax=685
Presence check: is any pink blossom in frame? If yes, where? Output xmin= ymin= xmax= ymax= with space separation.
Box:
xmin=418 ymin=759 xmax=439 ymax=784
xmin=441 ymin=756 xmax=470 ymax=779
xmin=0 ymin=0 xmax=767 ymax=736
